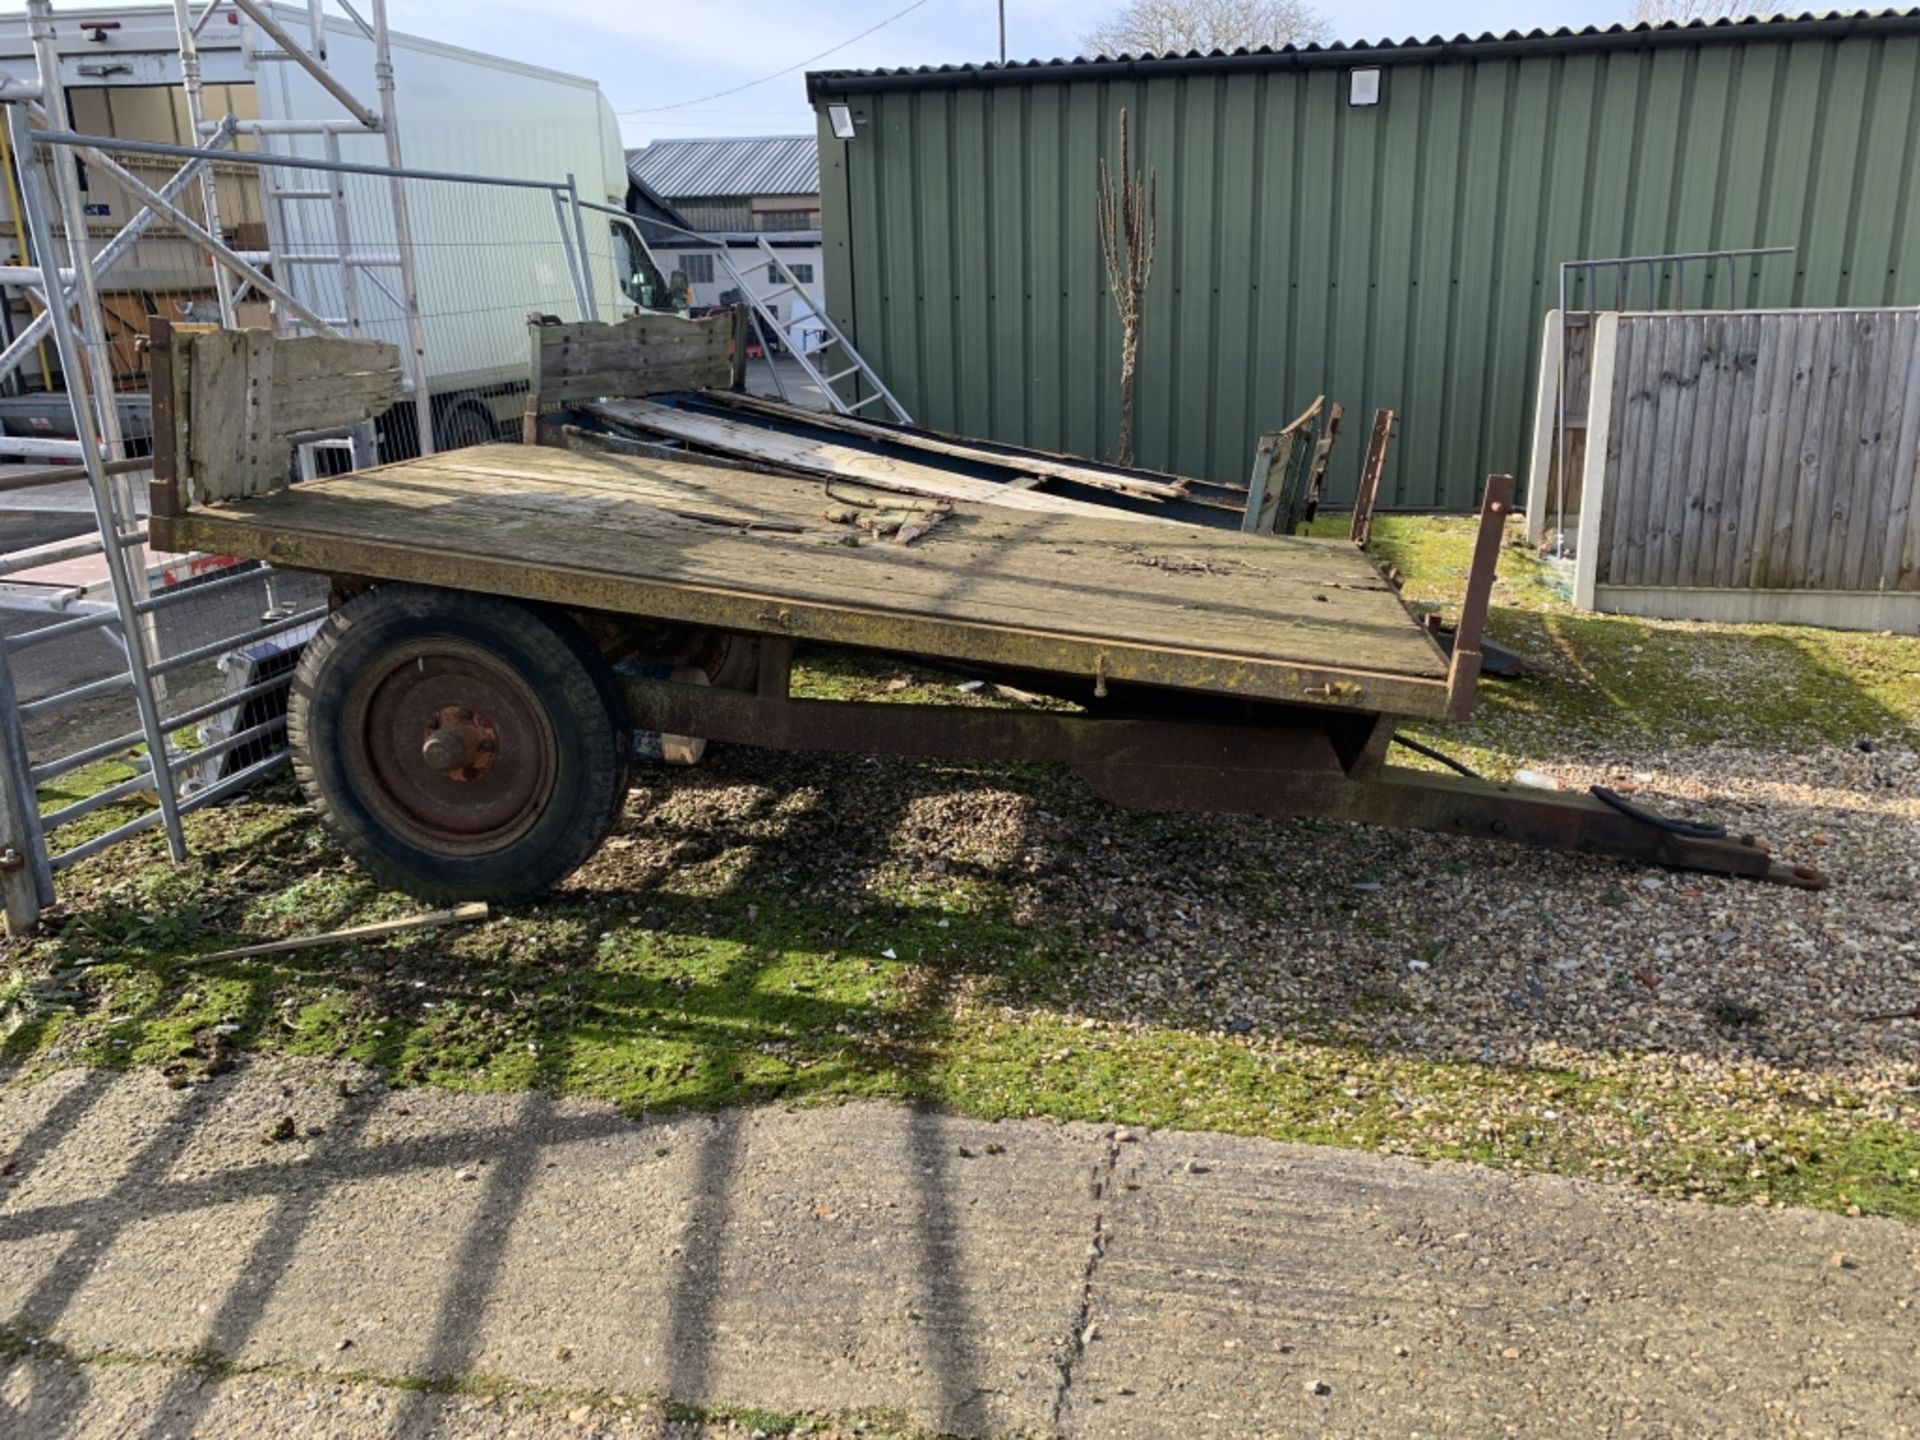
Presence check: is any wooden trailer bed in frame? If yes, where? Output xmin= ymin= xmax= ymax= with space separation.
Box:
xmin=137 ymin=317 xmax=1820 ymax=906
xmin=158 ymin=441 xmax=1457 ymax=720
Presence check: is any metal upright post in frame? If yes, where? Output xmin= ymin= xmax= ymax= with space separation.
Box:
xmin=550 ymin=186 xmax=592 ymax=319
xmin=169 ymin=0 xmax=238 ymax=326
xmin=370 ymin=0 xmax=434 ymax=457
xmin=9 ymin=108 xmax=187 ymax=863
xmin=25 ymin=0 xmax=132 ymax=489
xmin=0 ymin=638 xmax=52 ymax=934
xmin=566 ymin=174 xmax=599 ymax=322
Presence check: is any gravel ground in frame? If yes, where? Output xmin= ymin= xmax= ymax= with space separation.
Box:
xmin=612 ymin=736 xmax=1919 ymax=1073
xmin=1014 ymin=742 xmax=1920 ymax=1071
xmin=560 ymin=726 xmax=1920 ymax=1206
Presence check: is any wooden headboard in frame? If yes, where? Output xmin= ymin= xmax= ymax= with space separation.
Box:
xmin=149 ymin=319 xmax=401 ymax=549
xmin=523 ymin=308 xmax=743 ymax=443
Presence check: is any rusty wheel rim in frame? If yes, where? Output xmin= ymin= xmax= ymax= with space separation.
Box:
xmin=344 ymin=637 xmax=558 ymax=856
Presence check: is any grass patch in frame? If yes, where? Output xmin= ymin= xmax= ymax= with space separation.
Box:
xmin=1302 ymin=513 xmax=1920 ymax=774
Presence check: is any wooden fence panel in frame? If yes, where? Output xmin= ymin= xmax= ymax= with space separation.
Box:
xmin=1580 ymin=308 xmax=1920 ymax=630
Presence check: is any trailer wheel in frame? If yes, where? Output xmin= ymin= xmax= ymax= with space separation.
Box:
xmin=289 ymin=585 xmax=631 ymax=905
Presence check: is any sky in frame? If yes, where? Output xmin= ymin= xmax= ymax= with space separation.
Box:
xmin=373 ymin=0 xmax=1629 ymax=146
xmin=8 ymin=0 xmax=1636 ymax=144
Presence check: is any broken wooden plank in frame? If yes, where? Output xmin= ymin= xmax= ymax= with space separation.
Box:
xmin=527 ymin=311 xmax=738 ymax=413
xmin=705 ymin=390 xmax=1188 ymax=501
xmin=585 ymin=397 xmax=1181 ymax=526
xmin=177 ymin=327 xmax=400 ymax=506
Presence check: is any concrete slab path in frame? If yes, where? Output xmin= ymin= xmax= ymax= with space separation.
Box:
xmin=0 ymin=1059 xmax=1914 ymax=1438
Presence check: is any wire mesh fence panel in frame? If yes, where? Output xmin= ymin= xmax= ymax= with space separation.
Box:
xmin=267 ymin=161 xmax=618 ymax=459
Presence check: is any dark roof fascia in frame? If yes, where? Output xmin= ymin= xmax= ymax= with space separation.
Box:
xmin=806 ymin=11 xmax=1920 ymax=100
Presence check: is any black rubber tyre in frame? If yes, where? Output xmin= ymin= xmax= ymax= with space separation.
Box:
xmin=289 ymin=584 xmax=631 ymax=905
xmin=435 ymin=401 xmax=499 ymax=452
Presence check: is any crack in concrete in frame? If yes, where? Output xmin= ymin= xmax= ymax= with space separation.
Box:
xmin=1046 ymin=1128 xmax=1122 ymax=1435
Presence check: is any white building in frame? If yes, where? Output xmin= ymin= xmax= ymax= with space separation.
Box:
xmin=625 ymin=135 xmax=824 ymax=343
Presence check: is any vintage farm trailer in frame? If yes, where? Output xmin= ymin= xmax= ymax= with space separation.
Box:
xmin=146 ymin=314 xmax=1822 ymax=903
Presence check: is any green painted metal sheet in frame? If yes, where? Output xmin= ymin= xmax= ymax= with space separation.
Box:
xmin=814 ymin=25 xmax=1920 ymax=510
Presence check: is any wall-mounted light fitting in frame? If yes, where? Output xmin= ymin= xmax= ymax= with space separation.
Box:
xmin=828 ymin=103 xmax=857 ymax=140
xmin=1349 ymin=68 xmax=1382 ymax=107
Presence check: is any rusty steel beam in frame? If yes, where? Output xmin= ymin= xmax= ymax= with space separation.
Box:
xmin=620 ymin=645 xmax=1824 ymax=889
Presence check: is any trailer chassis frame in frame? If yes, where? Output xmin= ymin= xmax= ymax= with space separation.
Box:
xmin=618 ymin=635 xmax=1821 ymax=890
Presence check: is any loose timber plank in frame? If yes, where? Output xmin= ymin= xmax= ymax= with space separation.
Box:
xmin=703 ymin=390 xmax=1189 ymax=500
xmin=585 ymin=398 xmax=1178 ymax=525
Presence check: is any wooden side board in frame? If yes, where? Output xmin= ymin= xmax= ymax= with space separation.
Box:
xmin=157 ymin=324 xmax=401 ymax=514
xmin=705 ymin=390 xmax=1188 ymax=501
xmin=525 ymin=310 xmax=739 ymax=429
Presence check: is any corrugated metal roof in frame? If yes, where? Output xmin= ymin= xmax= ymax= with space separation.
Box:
xmin=807 ymin=9 xmax=1920 ymax=94
xmin=625 ymin=136 xmax=819 ymax=199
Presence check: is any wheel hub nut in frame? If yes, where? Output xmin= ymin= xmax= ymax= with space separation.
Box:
xmin=422 ymin=706 xmax=498 ymax=776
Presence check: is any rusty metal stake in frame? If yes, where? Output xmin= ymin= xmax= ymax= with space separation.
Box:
xmin=1349 ymin=408 xmax=1395 ymax=550
xmin=1446 ymin=473 xmax=1512 ymax=721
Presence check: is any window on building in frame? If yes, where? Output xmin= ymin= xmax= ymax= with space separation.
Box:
xmin=680 ymin=253 xmax=714 ymax=285
xmin=758 ymin=209 xmax=821 ymax=232
xmin=788 ymin=263 xmax=814 ymax=284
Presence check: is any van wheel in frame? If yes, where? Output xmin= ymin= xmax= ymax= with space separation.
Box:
xmin=436 ymin=402 xmax=498 ymax=451
xmin=289 ymin=585 xmax=631 ymax=905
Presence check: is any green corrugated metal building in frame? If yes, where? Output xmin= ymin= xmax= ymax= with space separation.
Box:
xmin=807 ymin=11 xmax=1920 ymax=510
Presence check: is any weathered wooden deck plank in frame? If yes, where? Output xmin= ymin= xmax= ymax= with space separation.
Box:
xmin=168 ymin=444 xmax=1453 ymax=717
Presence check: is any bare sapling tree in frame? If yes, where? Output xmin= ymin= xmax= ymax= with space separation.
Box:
xmin=1097 ymin=107 xmax=1157 ymax=467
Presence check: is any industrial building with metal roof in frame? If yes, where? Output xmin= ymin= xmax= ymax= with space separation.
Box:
xmin=808 ymin=10 xmax=1920 ymax=510
xmin=625 ymin=136 xmax=820 ymax=201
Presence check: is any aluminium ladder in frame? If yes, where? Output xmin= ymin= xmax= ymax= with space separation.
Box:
xmin=723 ymin=237 xmax=911 ymax=425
